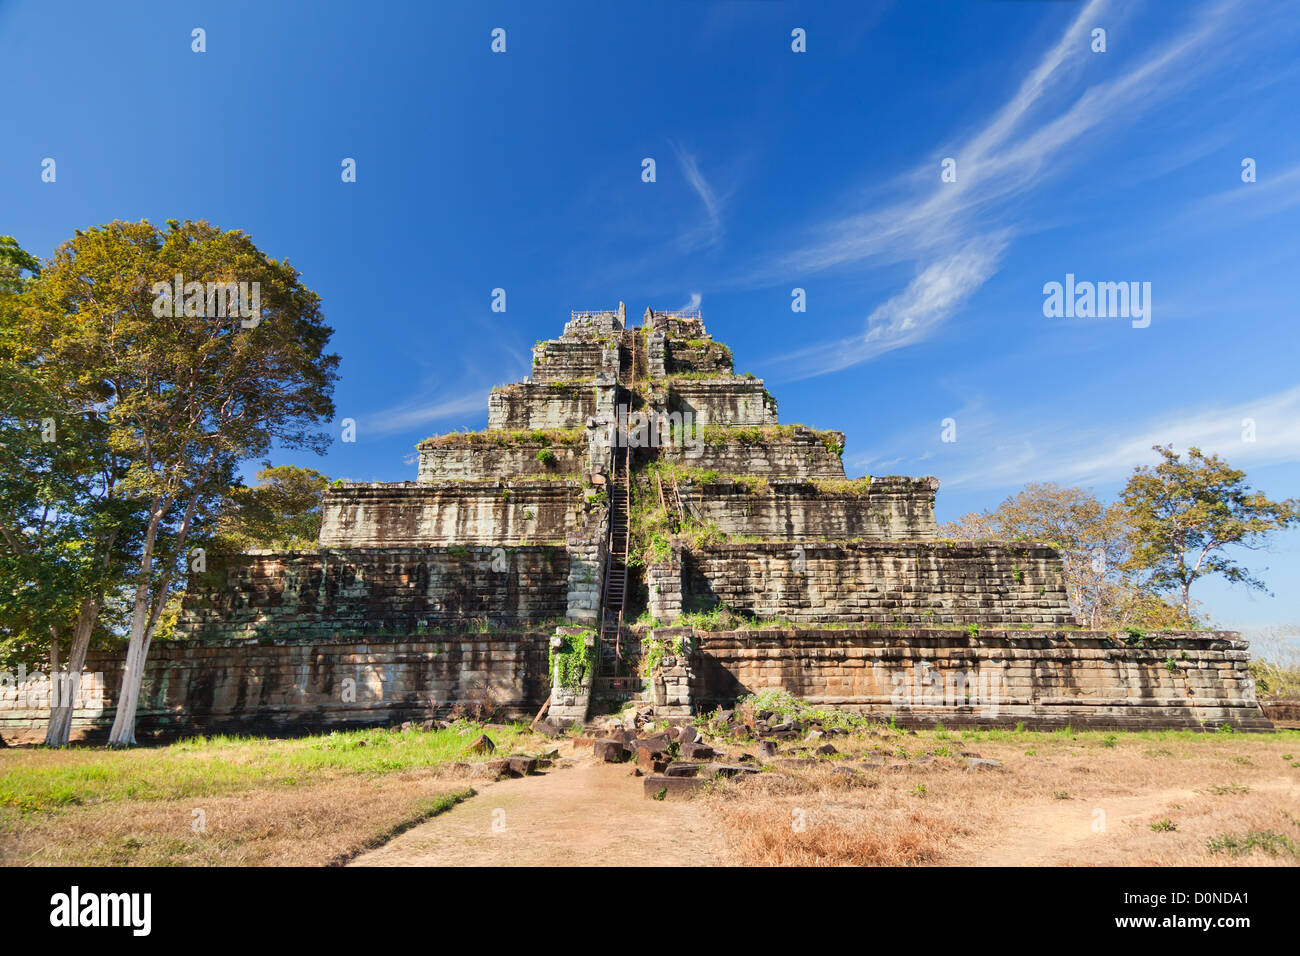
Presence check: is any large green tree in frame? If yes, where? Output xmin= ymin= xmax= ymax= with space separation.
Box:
xmin=212 ymin=464 xmax=331 ymax=551
xmin=0 ymin=237 xmax=139 ymax=745
xmin=1121 ymin=445 xmax=1299 ymax=619
xmin=20 ymin=220 xmax=338 ymax=745
xmin=940 ymin=482 xmax=1196 ymax=629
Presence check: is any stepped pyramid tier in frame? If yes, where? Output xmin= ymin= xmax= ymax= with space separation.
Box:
xmin=133 ymin=302 xmax=1269 ymax=740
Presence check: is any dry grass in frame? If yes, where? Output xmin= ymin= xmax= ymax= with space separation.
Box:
xmin=711 ymin=767 xmax=974 ymax=865
xmin=699 ymin=725 xmax=1300 ymax=866
xmin=0 ymin=722 xmax=543 ymax=866
xmin=0 ymin=769 xmax=475 ymax=866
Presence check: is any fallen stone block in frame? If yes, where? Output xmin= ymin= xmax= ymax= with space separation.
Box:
xmin=680 ymin=742 xmax=714 ymax=760
xmin=644 ymin=775 xmax=709 ymax=800
xmin=636 ymin=749 xmax=668 ymax=774
xmin=701 ymin=763 xmax=761 ymax=779
xmin=758 ymin=740 xmax=778 ymax=758
xmin=504 ymin=756 xmax=538 ymax=777
xmin=533 ymin=720 xmax=562 ymax=738
xmin=465 ymin=734 xmax=495 ymax=755
xmin=635 ymin=734 xmax=670 ymax=754
xmin=664 ymin=761 xmax=703 ymax=777
xmin=593 ymin=739 xmax=629 ymax=762
xmin=774 ymin=758 xmax=817 ymax=769
xmin=814 ymin=743 xmax=838 ymax=757
xmin=678 ymin=725 xmax=700 ymax=745
xmin=967 ymin=758 xmax=1003 ymax=772
xmin=469 ymin=759 xmax=509 ymax=780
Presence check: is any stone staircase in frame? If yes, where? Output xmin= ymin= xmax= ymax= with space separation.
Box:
xmin=593 ymin=327 xmax=641 ymax=706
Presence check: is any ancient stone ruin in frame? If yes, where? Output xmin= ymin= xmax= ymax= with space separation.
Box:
xmin=2 ymin=304 xmax=1269 ymax=740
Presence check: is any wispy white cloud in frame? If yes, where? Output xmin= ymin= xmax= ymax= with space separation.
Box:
xmin=769 ymin=236 xmax=1008 ymax=378
xmin=865 ymin=384 xmax=1300 ymax=493
xmin=762 ymin=0 xmax=1248 ymax=381
xmin=671 ymin=142 xmax=725 ymax=252
xmin=1196 ymin=160 xmax=1300 ymax=218
xmin=358 ymin=392 xmax=485 ymax=439
xmin=678 ymin=291 xmax=702 ymax=311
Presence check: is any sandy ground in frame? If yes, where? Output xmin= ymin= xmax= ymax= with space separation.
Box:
xmin=956 ymin=779 xmax=1299 ymax=867
xmin=949 ymin=787 xmax=1202 ymax=866
xmin=352 ymin=748 xmax=734 ymax=867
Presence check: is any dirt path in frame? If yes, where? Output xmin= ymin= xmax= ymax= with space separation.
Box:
xmin=950 ymin=779 xmax=1296 ymax=866
xmin=351 ymin=751 xmax=734 ymax=867
xmin=950 ymin=788 xmax=1198 ymax=866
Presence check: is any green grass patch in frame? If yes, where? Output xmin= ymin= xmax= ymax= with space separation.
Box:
xmin=1206 ymin=829 xmax=1299 ymax=859
xmin=0 ymin=722 xmax=531 ymax=813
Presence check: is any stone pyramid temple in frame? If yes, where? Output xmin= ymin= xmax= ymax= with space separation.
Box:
xmin=33 ymin=303 xmax=1263 ymax=739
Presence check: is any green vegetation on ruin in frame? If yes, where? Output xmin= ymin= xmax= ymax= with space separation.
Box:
xmin=663 ymin=371 xmax=737 ymax=382
xmin=637 ymin=632 xmax=688 ymax=676
xmin=693 ymin=424 xmax=844 ymax=457
xmin=639 ymin=460 xmax=877 ymax=498
xmin=549 ymin=629 xmax=595 ymax=690
xmin=671 ymin=337 xmax=732 ymax=365
xmin=418 ymin=428 xmax=584 ymax=449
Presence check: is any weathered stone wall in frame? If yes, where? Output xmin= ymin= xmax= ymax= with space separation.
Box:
xmin=677 ymin=476 xmax=937 ymax=540
xmin=175 ymin=546 xmax=570 ymax=641
xmin=664 ymin=338 xmax=733 ymax=375
xmin=489 ymin=383 xmax=597 ymax=430
xmin=564 ymin=305 xmax=625 ymax=339
xmin=647 ymin=330 xmax=668 ymax=378
xmin=644 ymin=310 xmax=706 ymax=340
xmin=531 ymin=340 xmax=618 ymax=383
xmin=691 ymin=628 xmax=1270 ymax=730
xmin=660 ymin=429 xmax=846 ymax=478
xmin=0 ymin=634 xmax=551 ymax=744
xmin=668 ymin=379 xmax=777 ymax=426
xmin=642 ymin=627 xmax=696 ymax=717
xmin=649 ymin=541 xmax=1075 ymax=626
xmin=416 ymin=442 xmax=584 ymax=481
xmin=320 ymin=481 xmax=582 ymax=547
xmin=563 ymin=526 xmax=607 ymax=625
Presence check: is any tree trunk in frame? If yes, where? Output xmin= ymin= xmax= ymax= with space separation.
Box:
xmin=44 ymin=595 xmax=101 ymax=747
xmin=107 ymin=483 xmax=204 ymax=748
xmin=107 ymin=506 xmax=163 ymax=748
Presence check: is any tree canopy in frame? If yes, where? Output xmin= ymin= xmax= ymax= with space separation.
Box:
xmin=8 ymin=220 xmax=338 ymax=744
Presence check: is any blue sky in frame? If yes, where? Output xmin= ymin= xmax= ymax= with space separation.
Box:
xmin=2 ymin=0 xmax=1297 ymax=633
